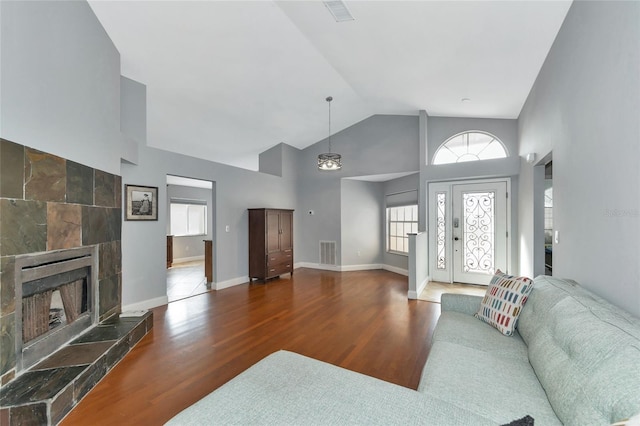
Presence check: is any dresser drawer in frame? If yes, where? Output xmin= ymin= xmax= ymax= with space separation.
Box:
xmin=267 ymin=263 xmax=293 ymax=277
xmin=267 ymin=250 xmax=293 ymax=266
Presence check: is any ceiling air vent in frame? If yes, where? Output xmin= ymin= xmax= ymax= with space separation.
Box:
xmin=323 ymin=1 xmax=355 ymax=22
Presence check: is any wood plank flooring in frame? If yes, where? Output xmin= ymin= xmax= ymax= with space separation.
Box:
xmin=61 ymin=268 xmax=440 ymax=425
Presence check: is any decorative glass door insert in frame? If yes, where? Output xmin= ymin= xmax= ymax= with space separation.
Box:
xmin=436 ymin=192 xmax=447 ymax=270
xmin=462 ymin=191 xmax=495 ymax=274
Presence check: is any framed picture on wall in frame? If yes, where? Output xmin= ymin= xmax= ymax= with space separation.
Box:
xmin=125 ymin=185 xmax=158 ymax=221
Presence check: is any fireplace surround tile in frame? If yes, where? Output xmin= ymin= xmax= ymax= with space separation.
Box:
xmin=0 ymin=140 xmax=24 ymax=199
xmin=73 ymin=314 xmax=143 ymax=344
xmin=99 ymin=275 xmax=120 ymax=318
xmin=0 ymin=313 xmax=16 ymax=376
xmin=32 ymin=341 xmax=113 ymax=370
xmin=0 ymin=406 xmax=8 ymax=425
xmin=98 ymin=240 xmax=120 ymax=280
xmin=66 ymin=161 xmax=94 ymax=205
xmin=0 ymin=256 xmax=16 ymax=315
xmin=81 ymin=206 xmax=122 ymax=246
xmin=24 ymin=148 xmax=66 ymax=203
xmin=95 ymin=170 xmax=117 ymax=208
xmin=73 ymin=356 xmax=108 ymax=403
xmin=115 ymin=175 xmax=122 ymax=208
xmin=0 ymin=366 xmax=85 ymax=406
xmin=7 ymin=403 xmax=48 ymax=425
xmin=0 ymin=199 xmax=47 ymax=256
xmin=50 ymin=384 xmax=74 ymax=425
xmin=47 ymin=203 xmax=82 ymax=250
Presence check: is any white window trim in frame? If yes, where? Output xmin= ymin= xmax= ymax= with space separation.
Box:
xmin=432 ymin=130 xmax=508 ymax=165
xmin=386 ymin=204 xmax=418 ymax=256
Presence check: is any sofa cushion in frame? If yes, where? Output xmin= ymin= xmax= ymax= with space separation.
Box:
xmin=432 ymin=310 xmax=529 ymax=360
xmin=474 ymin=270 xmax=534 ymax=336
xmin=518 ymin=276 xmax=640 ymax=425
xmin=166 ymin=350 xmax=496 ymax=426
xmin=418 ymin=338 xmax=562 ymax=425
xmin=441 ymin=293 xmax=483 ymax=316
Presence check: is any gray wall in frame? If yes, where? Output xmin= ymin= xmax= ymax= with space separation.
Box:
xmin=518 ymin=1 xmax=640 ymax=317
xmin=166 ymin=185 xmax=214 ymax=261
xmin=383 ymin=173 xmax=420 ymax=271
xmin=121 ymin=144 xmax=297 ymax=306
xmin=120 ymin=76 xmax=146 ymax=164
xmin=258 ymin=143 xmax=284 ymax=177
xmin=340 ymin=180 xmax=383 ymax=266
xmin=0 ymin=0 xmax=123 ymax=175
xmin=296 ymin=115 xmax=419 ymax=265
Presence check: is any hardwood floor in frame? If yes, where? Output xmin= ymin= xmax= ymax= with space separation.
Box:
xmin=62 ymin=268 xmax=440 ymax=425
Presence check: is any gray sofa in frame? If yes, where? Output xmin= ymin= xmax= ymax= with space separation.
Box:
xmin=167 ymin=275 xmax=640 ymax=425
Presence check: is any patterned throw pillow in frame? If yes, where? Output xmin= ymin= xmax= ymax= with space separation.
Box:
xmin=474 ymin=270 xmax=534 ymax=336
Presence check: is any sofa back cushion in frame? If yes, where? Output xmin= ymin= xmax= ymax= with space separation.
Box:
xmin=517 ymin=276 xmax=640 ymax=425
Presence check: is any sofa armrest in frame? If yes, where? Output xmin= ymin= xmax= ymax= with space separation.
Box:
xmin=440 ymin=293 xmax=483 ymax=316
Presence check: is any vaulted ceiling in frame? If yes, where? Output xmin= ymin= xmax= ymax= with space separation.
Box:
xmin=88 ymin=1 xmax=572 ymax=170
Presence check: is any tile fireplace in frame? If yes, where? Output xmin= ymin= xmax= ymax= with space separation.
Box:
xmin=0 ymin=139 xmax=152 ymax=425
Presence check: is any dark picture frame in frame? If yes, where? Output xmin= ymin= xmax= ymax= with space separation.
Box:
xmin=125 ymin=185 xmax=158 ymax=221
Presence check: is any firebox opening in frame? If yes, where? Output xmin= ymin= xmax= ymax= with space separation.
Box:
xmin=21 ymin=276 xmax=89 ymax=346
xmin=15 ymin=246 xmax=98 ymax=373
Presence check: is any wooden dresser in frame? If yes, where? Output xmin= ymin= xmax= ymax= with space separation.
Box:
xmin=248 ymin=208 xmax=293 ymax=282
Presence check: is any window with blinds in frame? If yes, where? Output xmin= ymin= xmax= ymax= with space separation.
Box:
xmin=170 ymin=199 xmax=207 ymax=236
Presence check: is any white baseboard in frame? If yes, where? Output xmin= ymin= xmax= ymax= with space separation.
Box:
xmin=341 ymin=263 xmax=383 ymax=272
xmin=122 ymin=295 xmax=168 ymax=312
xmin=295 ymin=262 xmax=341 ymax=272
xmin=409 ymin=276 xmax=430 ymax=300
xmin=173 ymin=255 xmax=205 ymax=264
xmin=417 ymin=276 xmax=430 ymax=295
xmin=215 ymin=276 xmax=249 ymax=290
xmin=382 ymin=264 xmax=409 ymax=276
xmin=295 ymin=262 xmax=408 ymax=276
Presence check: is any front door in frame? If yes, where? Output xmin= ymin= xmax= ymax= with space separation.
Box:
xmin=429 ymin=179 xmax=509 ymax=285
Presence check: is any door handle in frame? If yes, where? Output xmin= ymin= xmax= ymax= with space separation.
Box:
xmin=454 ymin=237 xmax=459 ymax=241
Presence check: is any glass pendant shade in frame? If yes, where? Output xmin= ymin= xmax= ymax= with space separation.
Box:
xmin=318 ymin=152 xmax=342 ymax=171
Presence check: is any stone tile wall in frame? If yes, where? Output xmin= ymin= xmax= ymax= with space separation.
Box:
xmin=0 ymin=139 xmax=122 ymax=385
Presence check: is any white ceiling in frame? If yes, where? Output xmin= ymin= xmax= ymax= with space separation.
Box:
xmin=88 ymin=0 xmax=572 ymax=171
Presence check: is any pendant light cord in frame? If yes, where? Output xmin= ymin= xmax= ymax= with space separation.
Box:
xmin=327 ymin=96 xmax=333 ymax=153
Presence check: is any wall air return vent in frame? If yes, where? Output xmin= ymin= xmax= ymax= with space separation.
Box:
xmin=319 ymin=241 xmax=337 ymax=265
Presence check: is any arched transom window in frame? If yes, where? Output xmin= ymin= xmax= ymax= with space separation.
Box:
xmin=432 ymin=131 xmax=508 ymax=165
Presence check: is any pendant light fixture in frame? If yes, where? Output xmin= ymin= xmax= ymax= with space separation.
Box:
xmin=317 ymin=96 xmax=342 ymax=171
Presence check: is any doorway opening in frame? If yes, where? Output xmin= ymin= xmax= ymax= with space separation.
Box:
xmin=428 ymin=178 xmax=511 ymax=285
xmin=166 ymin=175 xmax=215 ymax=302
